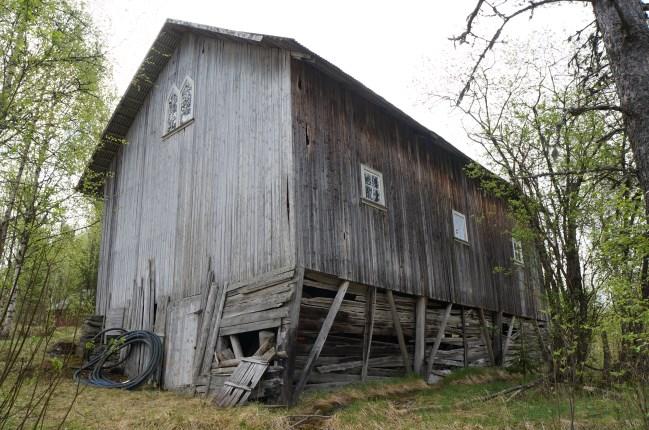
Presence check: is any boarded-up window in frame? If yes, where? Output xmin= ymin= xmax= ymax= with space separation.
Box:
xmin=452 ymin=210 xmax=468 ymax=242
xmin=512 ymin=238 xmax=524 ymax=264
xmin=360 ymin=164 xmax=385 ymax=207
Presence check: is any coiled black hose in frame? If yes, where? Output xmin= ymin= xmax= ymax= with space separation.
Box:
xmin=74 ymin=328 xmax=163 ymax=390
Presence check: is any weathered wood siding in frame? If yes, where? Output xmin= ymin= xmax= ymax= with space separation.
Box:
xmin=290 ymin=60 xmax=540 ymax=318
xmin=95 ymin=33 xmax=294 ymax=387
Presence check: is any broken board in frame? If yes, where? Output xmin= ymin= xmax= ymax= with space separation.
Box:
xmin=214 ymin=357 xmax=270 ymax=407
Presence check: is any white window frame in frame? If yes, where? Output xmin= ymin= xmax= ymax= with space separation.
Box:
xmin=360 ymin=164 xmax=386 ymax=208
xmin=179 ymin=75 xmax=195 ymax=124
xmin=512 ymin=238 xmax=524 ymax=265
xmin=452 ymin=210 xmax=468 ymax=243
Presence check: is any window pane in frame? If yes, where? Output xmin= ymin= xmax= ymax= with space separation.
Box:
xmin=453 ymin=212 xmax=467 ymax=241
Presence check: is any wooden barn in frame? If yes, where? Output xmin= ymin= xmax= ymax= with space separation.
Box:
xmin=80 ymin=19 xmax=546 ymax=405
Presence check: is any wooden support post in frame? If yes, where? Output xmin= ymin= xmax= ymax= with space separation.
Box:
xmin=534 ymin=319 xmax=550 ymax=364
xmin=293 ymin=280 xmax=349 ymax=401
xmin=361 ymin=286 xmax=376 ymax=382
xmin=230 ymin=335 xmax=243 ymax=358
xmin=386 ymin=290 xmax=412 ymax=373
xmin=461 ymin=306 xmax=468 ymax=368
xmin=414 ymin=296 xmax=427 ymax=375
xmin=494 ymin=311 xmax=504 ymax=366
xmin=478 ymin=308 xmax=496 ymax=366
xmin=502 ymin=315 xmax=516 ymax=364
xmin=281 ymin=267 xmax=304 ymax=405
xmin=426 ymin=303 xmax=452 ymax=378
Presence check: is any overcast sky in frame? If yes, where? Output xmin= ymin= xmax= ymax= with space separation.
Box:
xmin=87 ymin=1 xmax=593 ymax=160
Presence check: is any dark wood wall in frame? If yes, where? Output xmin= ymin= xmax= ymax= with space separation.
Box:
xmin=290 ymin=60 xmax=540 ymax=318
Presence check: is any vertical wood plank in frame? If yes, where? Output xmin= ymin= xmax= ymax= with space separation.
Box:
xmin=494 ymin=310 xmax=504 ymax=366
xmin=414 ymin=296 xmax=427 ymax=375
xmin=361 ymin=286 xmax=376 ymax=382
xmin=478 ymin=308 xmax=495 ymax=366
xmin=230 ymin=335 xmax=243 ymax=358
xmin=502 ymin=315 xmax=516 ymax=363
xmin=282 ymin=267 xmax=304 ymax=405
xmin=461 ymin=306 xmax=468 ymax=368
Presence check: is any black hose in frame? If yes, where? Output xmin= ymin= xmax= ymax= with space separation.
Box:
xmin=74 ymin=328 xmax=163 ymax=390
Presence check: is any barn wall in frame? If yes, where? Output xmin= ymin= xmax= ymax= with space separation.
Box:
xmin=290 ymin=60 xmax=540 ymax=318
xmin=95 ymin=33 xmax=294 ymax=386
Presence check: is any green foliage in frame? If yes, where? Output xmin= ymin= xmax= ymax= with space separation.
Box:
xmin=457 ymin=40 xmax=644 ymax=385
xmin=0 ymin=0 xmax=110 ymax=428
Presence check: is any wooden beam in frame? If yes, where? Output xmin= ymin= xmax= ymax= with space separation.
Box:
xmin=281 ymin=267 xmax=304 ymax=405
xmin=230 ymin=335 xmax=243 ymax=358
xmin=361 ymin=286 xmax=376 ymax=382
xmin=293 ymin=280 xmax=349 ymax=400
xmin=461 ymin=306 xmax=468 ymax=368
xmin=502 ymin=315 xmax=516 ymax=363
xmin=478 ymin=308 xmax=496 ymax=366
xmin=414 ymin=296 xmax=428 ymax=375
xmin=494 ymin=311 xmax=504 ymax=366
xmin=199 ymin=283 xmax=228 ymax=376
xmin=386 ymin=290 xmax=412 ymax=373
xmin=534 ymin=319 xmax=550 ymax=364
xmin=425 ymin=303 xmax=452 ymax=378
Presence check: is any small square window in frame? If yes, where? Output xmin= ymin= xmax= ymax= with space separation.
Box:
xmin=452 ymin=210 xmax=468 ymax=242
xmin=512 ymin=238 xmax=524 ymax=264
xmin=360 ymin=164 xmax=385 ymax=207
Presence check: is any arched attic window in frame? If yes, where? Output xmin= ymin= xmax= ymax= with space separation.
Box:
xmin=165 ymin=84 xmax=180 ymax=133
xmin=180 ymin=76 xmax=194 ymax=124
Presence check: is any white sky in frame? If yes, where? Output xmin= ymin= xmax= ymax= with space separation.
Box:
xmin=87 ymin=0 xmax=593 ymax=160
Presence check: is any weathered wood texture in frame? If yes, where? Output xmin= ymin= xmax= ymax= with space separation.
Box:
xmin=96 ymin=33 xmax=294 ymax=317
xmin=200 ymin=268 xmax=300 ymax=398
xmin=291 ymin=271 xmax=546 ymax=392
xmin=290 ymin=60 xmax=541 ymax=319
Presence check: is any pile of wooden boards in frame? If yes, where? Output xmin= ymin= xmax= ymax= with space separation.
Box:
xmin=193 ymin=266 xmax=301 ymax=402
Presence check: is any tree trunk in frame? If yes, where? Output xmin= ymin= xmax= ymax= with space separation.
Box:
xmin=593 ymin=0 xmax=649 ymax=202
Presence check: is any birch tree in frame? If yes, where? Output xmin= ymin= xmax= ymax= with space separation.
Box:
xmin=0 ymin=0 xmax=108 ymax=427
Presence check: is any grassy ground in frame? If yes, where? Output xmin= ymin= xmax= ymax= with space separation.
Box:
xmin=2 ymin=328 xmax=640 ymax=429
xmin=33 ymin=368 xmax=635 ymax=430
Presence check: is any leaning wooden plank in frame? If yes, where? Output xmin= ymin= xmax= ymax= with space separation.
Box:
xmin=414 ymin=296 xmax=428 ymax=375
xmin=215 ymin=357 xmax=271 ymax=407
xmin=361 ymin=286 xmax=376 ymax=382
xmin=293 ymin=281 xmax=350 ymax=400
xmin=199 ymin=283 xmax=228 ymax=376
xmin=193 ymin=281 xmax=218 ymax=381
xmin=386 ymin=290 xmax=412 ymax=373
xmin=425 ymin=302 xmax=453 ymax=377
xmin=502 ymin=316 xmax=516 ymax=363
xmin=478 ymin=308 xmax=496 ymax=366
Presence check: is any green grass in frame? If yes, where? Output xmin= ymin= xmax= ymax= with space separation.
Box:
xmin=1 ymin=328 xmax=641 ymax=429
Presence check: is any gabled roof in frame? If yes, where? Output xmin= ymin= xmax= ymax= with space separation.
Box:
xmin=79 ymin=19 xmax=469 ymax=194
